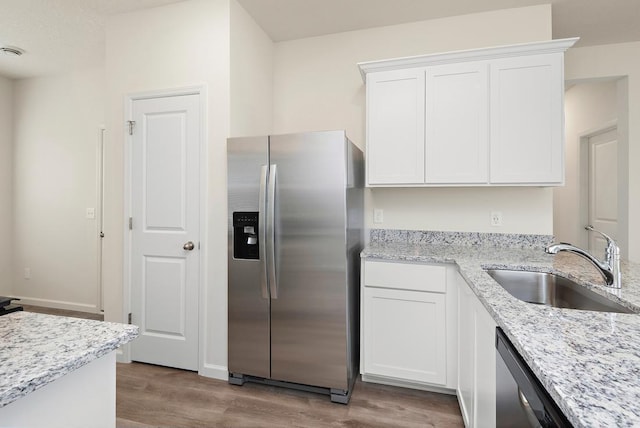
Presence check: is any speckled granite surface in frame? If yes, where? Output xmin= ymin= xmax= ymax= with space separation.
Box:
xmin=369 ymin=228 xmax=555 ymax=249
xmin=363 ymin=232 xmax=640 ymax=428
xmin=0 ymin=311 xmax=138 ymax=408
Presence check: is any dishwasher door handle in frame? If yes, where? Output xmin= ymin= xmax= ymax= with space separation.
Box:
xmin=518 ymin=387 xmax=543 ymax=428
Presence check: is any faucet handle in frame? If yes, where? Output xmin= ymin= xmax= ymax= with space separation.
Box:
xmin=585 ymin=225 xmax=618 ymax=253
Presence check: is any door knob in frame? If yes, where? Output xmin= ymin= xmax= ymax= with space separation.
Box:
xmin=183 ymin=241 xmax=195 ymax=251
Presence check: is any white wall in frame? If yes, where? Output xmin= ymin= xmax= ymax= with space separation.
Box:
xmin=272 ymin=5 xmax=554 ymax=235
xmin=11 ymin=68 xmax=104 ymax=310
xmin=230 ymin=0 xmax=274 ymax=137
xmin=555 ymin=81 xmax=618 ymax=249
xmin=105 ymin=0 xmax=234 ymax=379
xmin=0 ymin=76 xmax=12 ymax=295
xmin=565 ymin=41 xmax=640 ymax=261
xmin=105 ymin=0 xmax=273 ymax=379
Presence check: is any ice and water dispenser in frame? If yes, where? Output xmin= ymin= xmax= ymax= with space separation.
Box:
xmin=232 ymin=212 xmax=259 ymax=259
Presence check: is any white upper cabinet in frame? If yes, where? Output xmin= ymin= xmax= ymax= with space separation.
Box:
xmin=358 ymin=38 xmax=578 ymax=187
xmin=366 ymin=68 xmax=425 ymax=185
xmin=490 ymin=54 xmax=563 ymax=184
xmin=426 ymin=61 xmax=489 ymax=184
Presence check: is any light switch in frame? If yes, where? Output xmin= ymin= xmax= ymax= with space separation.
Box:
xmin=86 ymin=208 xmax=96 ymax=219
xmin=373 ymin=209 xmax=384 ymax=224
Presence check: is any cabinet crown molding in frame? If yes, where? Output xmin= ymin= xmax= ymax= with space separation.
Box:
xmin=357 ymin=37 xmax=579 ymax=82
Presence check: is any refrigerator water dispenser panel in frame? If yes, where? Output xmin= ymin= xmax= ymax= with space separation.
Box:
xmin=233 ymin=212 xmax=259 ymax=259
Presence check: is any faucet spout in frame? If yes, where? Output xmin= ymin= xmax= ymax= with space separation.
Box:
xmin=545 ymin=226 xmax=621 ymax=289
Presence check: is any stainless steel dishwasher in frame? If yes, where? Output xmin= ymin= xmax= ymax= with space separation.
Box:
xmin=496 ymin=328 xmax=572 ymax=427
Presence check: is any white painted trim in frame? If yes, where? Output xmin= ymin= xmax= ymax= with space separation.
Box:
xmin=13 ymin=296 xmax=100 ymax=314
xmin=457 ymin=389 xmax=472 ymax=428
xmin=115 ymin=348 xmax=128 ymax=363
xmin=123 ymin=84 xmax=208 ymax=371
xmin=96 ymin=125 xmax=106 ymax=313
xmin=199 ymin=363 xmax=228 ymax=381
xmin=578 ymin=120 xmax=618 ymax=140
xmin=196 ymin=85 xmax=210 ymax=378
xmin=125 ymin=85 xmax=205 ymax=102
xmin=122 ymin=95 xmax=133 ymax=364
xmin=357 ymin=37 xmax=579 ymax=81
xmin=361 ymin=373 xmax=456 ymax=395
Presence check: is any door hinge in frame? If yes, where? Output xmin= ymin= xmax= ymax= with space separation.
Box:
xmin=128 ymin=313 xmax=132 ymax=324
xmin=129 ymin=217 xmax=133 ymax=230
xmin=127 ymin=120 xmax=136 ymax=136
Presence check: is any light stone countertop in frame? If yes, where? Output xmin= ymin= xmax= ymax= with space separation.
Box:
xmin=0 ymin=311 xmax=139 ymax=408
xmin=362 ymin=235 xmax=640 ymax=428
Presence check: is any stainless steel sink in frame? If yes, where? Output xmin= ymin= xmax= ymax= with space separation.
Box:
xmin=485 ymin=269 xmax=634 ymax=314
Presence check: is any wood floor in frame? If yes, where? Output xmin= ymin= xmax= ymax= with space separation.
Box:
xmin=20 ymin=305 xmax=463 ymax=427
xmin=116 ymin=363 xmax=463 ymax=428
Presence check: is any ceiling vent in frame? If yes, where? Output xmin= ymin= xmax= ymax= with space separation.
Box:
xmin=1 ymin=46 xmax=24 ymax=56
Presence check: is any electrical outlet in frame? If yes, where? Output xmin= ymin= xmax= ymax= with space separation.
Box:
xmin=491 ymin=211 xmax=503 ymax=227
xmin=373 ymin=209 xmax=384 ymax=224
xmin=24 ymin=268 xmax=31 ymax=280
xmin=86 ymin=208 xmax=96 ymax=219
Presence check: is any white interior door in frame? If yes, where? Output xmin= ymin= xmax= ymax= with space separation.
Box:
xmin=588 ymin=128 xmax=618 ymax=259
xmin=130 ymin=93 xmax=200 ymax=371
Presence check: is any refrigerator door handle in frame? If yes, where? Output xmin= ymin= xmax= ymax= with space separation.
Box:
xmin=258 ymin=165 xmax=269 ymax=299
xmin=267 ymin=164 xmax=278 ymax=299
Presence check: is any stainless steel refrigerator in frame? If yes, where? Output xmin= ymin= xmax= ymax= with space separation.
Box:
xmin=227 ymin=130 xmax=363 ymax=404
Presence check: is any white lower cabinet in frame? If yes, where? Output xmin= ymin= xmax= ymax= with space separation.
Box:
xmin=361 ymin=258 xmax=497 ymax=426
xmin=364 ymin=287 xmax=447 ymax=384
xmin=457 ymin=272 xmax=497 ymax=428
xmin=361 ymin=259 xmax=457 ymax=391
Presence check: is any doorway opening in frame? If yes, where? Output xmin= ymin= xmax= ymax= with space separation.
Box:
xmin=554 ymin=77 xmax=629 ymax=258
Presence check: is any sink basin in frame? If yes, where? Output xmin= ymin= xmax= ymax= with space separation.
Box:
xmin=485 ymin=269 xmax=634 ymax=314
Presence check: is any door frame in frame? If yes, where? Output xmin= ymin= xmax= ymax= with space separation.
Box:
xmin=122 ymin=85 xmax=208 ymax=371
xmin=97 ymin=125 xmax=106 ymax=313
xmin=578 ymin=120 xmax=624 ymax=251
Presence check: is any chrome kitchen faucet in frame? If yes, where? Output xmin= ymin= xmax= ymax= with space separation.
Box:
xmin=545 ymin=225 xmax=621 ymax=289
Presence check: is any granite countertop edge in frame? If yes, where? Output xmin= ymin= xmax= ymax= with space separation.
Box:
xmin=362 ymin=241 xmax=640 ymax=428
xmin=0 ymin=312 xmax=139 ymax=408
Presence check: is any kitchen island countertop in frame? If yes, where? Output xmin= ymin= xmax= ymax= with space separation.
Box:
xmin=362 ymin=235 xmax=640 ymax=428
xmin=0 ymin=311 xmax=138 ymax=408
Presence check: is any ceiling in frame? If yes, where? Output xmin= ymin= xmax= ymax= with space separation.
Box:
xmin=1 ymin=0 xmax=639 ymax=79
xmin=0 ymin=0 xmax=186 ymax=79
xmin=237 ymin=0 xmax=640 ymax=45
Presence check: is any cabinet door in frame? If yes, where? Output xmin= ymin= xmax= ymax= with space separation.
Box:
xmin=363 ymin=287 xmax=446 ymax=385
xmin=366 ymin=68 xmax=425 ymax=185
xmin=426 ymin=62 xmax=489 ymax=184
xmin=457 ymin=276 xmax=476 ymax=427
xmin=489 ymin=53 xmax=564 ymax=184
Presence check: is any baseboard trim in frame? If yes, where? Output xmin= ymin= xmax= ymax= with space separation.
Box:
xmin=457 ymin=389 xmax=472 ymax=427
xmin=199 ymin=363 xmax=228 ymax=380
xmin=14 ymin=296 xmax=100 ymax=314
xmin=361 ymin=373 xmax=456 ymax=395
xmin=115 ymin=348 xmax=130 ymax=364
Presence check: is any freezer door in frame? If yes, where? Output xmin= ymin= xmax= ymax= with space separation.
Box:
xmin=269 ymin=131 xmax=350 ymax=390
xmin=227 ymin=136 xmax=270 ymax=379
